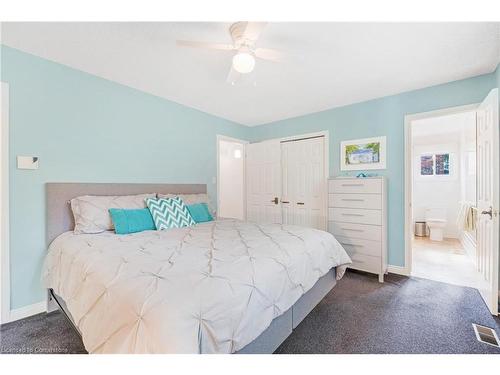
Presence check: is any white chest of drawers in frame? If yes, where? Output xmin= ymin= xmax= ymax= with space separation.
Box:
xmin=328 ymin=177 xmax=387 ymax=282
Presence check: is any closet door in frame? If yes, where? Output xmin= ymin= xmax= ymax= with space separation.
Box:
xmin=281 ymin=137 xmax=326 ymax=230
xmin=246 ymin=140 xmax=282 ymax=224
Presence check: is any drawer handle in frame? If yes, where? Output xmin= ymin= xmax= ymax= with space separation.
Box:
xmin=281 ymin=200 xmax=290 ymax=204
xmin=297 ymin=202 xmax=305 ymax=205
xmin=341 ymin=243 xmax=364 ymax=247
xmin=341 ymin=228 xmax=364 ymax=232
xmin=341 ymin=183 xmax=363 ymax=187
xmin=341 ymin=213 xmax=364 ymax=217
xmin=341 ymin=198 xmax=364 ymax=202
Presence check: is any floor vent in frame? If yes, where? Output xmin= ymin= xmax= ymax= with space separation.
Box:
xmin=472 ymin=323 xmax=500 ymax=347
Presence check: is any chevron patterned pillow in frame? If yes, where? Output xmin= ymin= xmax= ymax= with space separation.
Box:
xmin=145 ymin=197 xmax=195 ymax=230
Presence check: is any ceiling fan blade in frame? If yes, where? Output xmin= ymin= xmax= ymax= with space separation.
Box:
xmin=176 ymin=40 xmax=235 ymax=51
xmin=226 ymin=66 xmax=241 ymax=86
xmin=254 ymin=47 xmax=283 ymax=62
xmin=242 ymin=22 xmax=268 ymax=41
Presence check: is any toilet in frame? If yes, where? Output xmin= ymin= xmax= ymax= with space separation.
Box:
xmin=425 ymin=207 xmax=447 ymax=241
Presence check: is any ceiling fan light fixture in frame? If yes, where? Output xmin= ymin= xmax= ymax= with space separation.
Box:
xmin=232 ymin=52 xmax=255 ymax=74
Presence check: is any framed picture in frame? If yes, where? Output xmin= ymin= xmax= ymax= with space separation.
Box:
xmin=415 ymin=151 xmax=456 ymax=180
xmin=340 ymin=136 xmax=387 ymax=171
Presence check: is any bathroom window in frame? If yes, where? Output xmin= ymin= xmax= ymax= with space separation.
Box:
xmin=420 ymin=153 xmax=451 ymax=176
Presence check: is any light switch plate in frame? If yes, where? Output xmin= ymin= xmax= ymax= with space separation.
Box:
xmin=17 ymin=156 xmax=39 ymax=170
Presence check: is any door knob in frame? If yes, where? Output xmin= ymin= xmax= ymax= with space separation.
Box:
xmin=271 ymin=197 xmax=279 ymax=204
xmin=481 ymin=206 xmax=493 ymax=219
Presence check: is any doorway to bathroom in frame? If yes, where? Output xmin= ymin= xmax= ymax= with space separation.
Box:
xmin=408 ymin=107 xmax=483 ymax=289
xmin=405 ymin=90 xmax=499 ymax=316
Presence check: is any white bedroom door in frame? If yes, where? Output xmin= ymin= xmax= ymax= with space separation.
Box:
xmin=281 ymin=137 xmax=326 ymax=230
xmin=246 ymin=140 xmax=282 ymax=224
xmin=476 ymin=88 xmax=499 ymax=316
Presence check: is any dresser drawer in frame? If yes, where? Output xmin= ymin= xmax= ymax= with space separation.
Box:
xmin=329 ymin=178 xmax=382 ymax=194
xmin=329 ymin=221 xmax=382 ymax=241
xmin=329 ymin=193 xmax=382 ymax=209
xmin=348 ymin=253 xmax=382 ymax=274
xmin=329 ymin=207 xmax=382 ymax=225
xmin=335 ymin=235 xmax=382 ymax=257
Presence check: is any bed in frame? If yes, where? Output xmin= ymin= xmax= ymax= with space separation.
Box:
xmin=42 ymin=183 xmax=351 ymax=354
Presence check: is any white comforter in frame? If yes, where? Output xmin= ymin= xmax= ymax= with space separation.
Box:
xmin=42 ymin=220 xmax=351 ymax=354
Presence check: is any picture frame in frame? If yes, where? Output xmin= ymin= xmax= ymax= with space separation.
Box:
xmin=340 ymin=136 xmax=387 ymax=171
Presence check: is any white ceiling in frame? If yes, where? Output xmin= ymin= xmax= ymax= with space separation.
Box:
xmin=2 ymin=22 xmax=499 ymax=126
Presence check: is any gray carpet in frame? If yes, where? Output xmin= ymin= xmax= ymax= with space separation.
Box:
xmin=1 ymin=270 xmax=499 ymax=354
xmin=0 ymin=308 xmax=86 ymax=354
xmin=276 ymin=270 xmax=500 ymax=354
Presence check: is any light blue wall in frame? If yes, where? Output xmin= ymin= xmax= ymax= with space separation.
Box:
xmin=250 ymin=73 xmax=497 ymax=268
xmin=497 ymin=64 xmax=500 ymax=105
xmin=1 ymin=46 xmax=250 ymax=309
xmin=497 ymin=64 xmax=500 ymax=89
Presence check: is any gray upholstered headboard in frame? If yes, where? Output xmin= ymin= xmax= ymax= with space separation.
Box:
xmin=46 ymin=183 xmax=207 ymax=245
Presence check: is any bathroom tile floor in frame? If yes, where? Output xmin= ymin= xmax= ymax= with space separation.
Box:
xmin=412 ymin=236 xmax=485 ymax=289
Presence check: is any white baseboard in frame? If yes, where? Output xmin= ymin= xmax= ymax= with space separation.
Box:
xmin=7 ymin=301 xmax=45 ymax=323
xmin=387 ymin=265 xmax=410 ymax=276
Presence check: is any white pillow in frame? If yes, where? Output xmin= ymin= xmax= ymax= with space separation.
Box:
xmin=71 ymin=193 xmax=155 ymax=234
xmin=157 ymin=193 xmax=215 ymax=217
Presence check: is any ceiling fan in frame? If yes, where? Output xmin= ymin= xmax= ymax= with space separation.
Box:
xmin=176 ymin=22 xmax=283 ymax=85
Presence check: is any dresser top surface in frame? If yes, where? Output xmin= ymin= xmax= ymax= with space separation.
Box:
xmin=329 ymin=176 xmax=385 ymax=180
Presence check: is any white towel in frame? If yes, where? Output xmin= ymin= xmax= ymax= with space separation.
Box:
xmin=465 ymin=206 xmax=476 ymax=231
xmin=457 ymin=201 xmax=476 ymax=232
xmin=456 ymin=202 xmax=469 ymax=228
